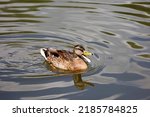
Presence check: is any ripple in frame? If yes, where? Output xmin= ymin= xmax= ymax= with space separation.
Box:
xmin=137 ymin=53 xmax=150 ymax=59
xmin=0 ymin=32 xmax=107 ymax=79
xmin=115 ymin=3 xmax=150 ymax=14
xmin=114 ymin=11 xmax=150 ymax=18
xmin=0 ymin=13 xmax=45 ymax=18
xmin=0 ymin=31 xmax=36 ymax=35
xmin=0 ymin=19 xmax=41 ymax=23
xmin=100 ymin=31 xmax=116 ymax=36
xmin=126 ymin=41 xmax=144 ymax=49
xmin=112 ymin=2 xmax=150 ymax=27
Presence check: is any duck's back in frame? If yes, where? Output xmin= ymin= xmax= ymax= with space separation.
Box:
xmin=47 ymin=50 xmax=88 ymax=71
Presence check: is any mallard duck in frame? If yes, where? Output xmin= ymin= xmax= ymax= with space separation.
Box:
xmin=40 ymin=45 xmax=92 ymax=72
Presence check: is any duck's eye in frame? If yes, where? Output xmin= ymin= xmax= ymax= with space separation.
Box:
xmin=51 ymin=52 xmax=59 ymax=57
xmin=78 ymin=48 xmax=84 ymax=52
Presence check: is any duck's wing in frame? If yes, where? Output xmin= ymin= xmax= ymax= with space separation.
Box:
xmin=57 ymin=50 xmax=76 ymax=61
xmin=41 ymin=48 xmax=75 ymax=60
xmin=40 ymin=48 xmax=59 ymax=60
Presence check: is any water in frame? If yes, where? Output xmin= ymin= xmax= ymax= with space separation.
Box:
xmin=0 ymin=0 xmax=150 ymax=100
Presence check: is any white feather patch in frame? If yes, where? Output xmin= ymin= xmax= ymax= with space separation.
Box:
xmin=82 ymin=55 xmax=91 ymax=63
xmin=40 ymin=48 xmax=47 ymax=60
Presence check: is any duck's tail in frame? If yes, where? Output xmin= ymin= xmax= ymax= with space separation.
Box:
xmin=40 ymin=48 xmax=48 ymax=60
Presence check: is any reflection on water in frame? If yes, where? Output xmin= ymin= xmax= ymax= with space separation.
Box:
xmin=0 ymin=0 xmax=150 ymax=99
xmin=73 ymin=74 xmax=94 ymax=90
xmin=137 ymin=54 xmax=150 ymax=59
xmin=126 ymin=41 xmax=143 ymax=49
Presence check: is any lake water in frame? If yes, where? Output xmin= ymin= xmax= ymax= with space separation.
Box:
xmin=0 ymin=0 xmax=150 ymax=99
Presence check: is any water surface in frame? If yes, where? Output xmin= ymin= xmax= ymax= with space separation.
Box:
xmin=0 ymin=0 xmax=150 ymax=99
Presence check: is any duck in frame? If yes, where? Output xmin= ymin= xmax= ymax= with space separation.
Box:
xmin=40 ymin=45 xmax=92 ymax=72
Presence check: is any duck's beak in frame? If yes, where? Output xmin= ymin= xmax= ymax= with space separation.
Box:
xmin=83 ymin=51 xmax=92 ymax=56
xmin=82 ymin=51 xmax=92 ymax=63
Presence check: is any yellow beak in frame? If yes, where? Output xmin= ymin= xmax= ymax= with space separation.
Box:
xmin=83 ymin=51 xmax=92 ymax=56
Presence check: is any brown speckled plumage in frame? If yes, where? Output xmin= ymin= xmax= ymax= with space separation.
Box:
xmin=40 ymin=45 xmax=91 ymax=72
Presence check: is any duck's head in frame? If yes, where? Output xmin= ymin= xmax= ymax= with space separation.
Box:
xmin=74 ymin=45 xmax=92 ymax=63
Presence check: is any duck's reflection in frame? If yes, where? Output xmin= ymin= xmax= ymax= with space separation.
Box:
xmin=73 ymin=74 xmax=94 ymax=90
xmin=44 ymin=61 xmax=94 ymax=90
